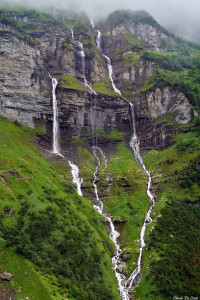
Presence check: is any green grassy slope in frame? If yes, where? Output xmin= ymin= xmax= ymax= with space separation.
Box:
xmin=74 ymin=135 xmax=150 ymax=277
xmin=0 ymin=117 xmax=120 ymax=300
xmin=134 ymin=117 xmax=200 ymax=299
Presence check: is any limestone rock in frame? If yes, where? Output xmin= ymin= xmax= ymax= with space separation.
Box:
xmin=145 ymin=87 xmax=193 ymax=124
xmin=128 ymin=22 xmax=176 ymax=52
xmin=0 ymin=272 xmax=13 ymax=281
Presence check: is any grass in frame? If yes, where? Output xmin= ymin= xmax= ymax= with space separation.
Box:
xmin=125 ymin=35 xmax=147 ymax=51
xmin=58 ymin=75 xmax=87 ymax=91
xmin=0 ymin=238 xmax=58 ymax=300
xmin=93 ymin=81 xmax=111 ymax=94
xmin=122 ymin=54 xmax=141 ymax=68
xmin=93 ymin=129 xmax=124 ymax=140
xmin=0 ymin=116 xmax=120 ymax=300
xmin=96 ymin=142 xmax=149 ymax=275
xmin=134 ymin=126 xmax=200 ymax=299
xmin=74 ymin=141 xmax=150 ymax=276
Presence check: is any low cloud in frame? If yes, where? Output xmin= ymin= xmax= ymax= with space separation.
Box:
xmin=1 ymin=0 xmax=200 ymax=43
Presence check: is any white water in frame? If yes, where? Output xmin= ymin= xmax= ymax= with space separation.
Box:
xmin=92 ymin=146 xmax=129 ymax=300
xmin=96 ymin=30 xmax=121 ymax=96
xmin=90 ymin=17 xmax=95 ymax=28
xmin=48 ymin=73 xmax=63 ymax=156
xmin=126 ymin=103 xmax=155 ymax=290
xmin=68 ymin=161 xmax=83 ymax=196
xmin=70 ymin=29 xmax=96 ymax=95
xmin=70 ymin=28 xmax=74 ymax=40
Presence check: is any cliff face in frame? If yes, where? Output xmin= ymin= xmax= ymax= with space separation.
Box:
xmin=103 ymin=22 xmax=176 ymax=53
xmin=0 ymin=31 xmax=49 ymax=128
xmin=0 ymin=8 xmax=195 ymax=152
xmin=133 ymin=87 xmax=193 ymax=149
xmin=48 ymin=89 xmax=130 ymax=152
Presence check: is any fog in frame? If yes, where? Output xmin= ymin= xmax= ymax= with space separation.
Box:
xmin=1 ymin=0 xmax=200 ymax=43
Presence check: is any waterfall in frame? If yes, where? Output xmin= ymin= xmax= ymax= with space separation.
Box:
xmin=68 ymin=161 xmax=83 ymax=196
xmin=96 ymin=30 xmax=121 ymax=96
xmin=92 ymin=146 xmax=129 ymax=300
xmin=126 ymin=103 xmax=155 ymax=290
xmin=78 ymin=41 xmax=86 ymax=76
xmin=90 ymin=17 xmax=95 ymax=28
xmin=52 ymin=78 xmax=60 ymax=154
xmin=48 ymin=74 xmax=63 ymax=156
xmin=70 ymin=28 xmax=74 ymax=40
xmin=70 ymin=28 xmax=96 ymax=95
xmin=96 ymin=30 xmax=102 ymax=50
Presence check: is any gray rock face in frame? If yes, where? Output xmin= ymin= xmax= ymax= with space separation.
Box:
xmin=132 ymin=87 xmax=193 ymax=150
xmin=145 ymin=87 xmax=193 ymax=124
xmin=56 ymin=89 xmax=130 ymax=143
xmin=0 ymin=29 xmax=130 ymax=146
xmin=0 ymin=32 xmax=51 ymax=128
xmin=104 ymin=22 xmax=176 ymax=53
xmin=118 ymin=58 xmax=155 ymax=91
xmin=128 ymin=22 xmax=176 ymax=52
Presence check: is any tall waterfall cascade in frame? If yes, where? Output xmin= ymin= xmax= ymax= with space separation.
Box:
xmin=126 ymin=103 xmax=155 ymax=290
xmin=92 ymin=146 xmax=129 ymax=300
xmin=96 ymin=30 xmax=122 ymax=96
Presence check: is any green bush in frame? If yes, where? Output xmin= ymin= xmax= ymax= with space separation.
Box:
xmin=148 ymin=201 xmax=200 ymax=297
xmin=141 ymin=51 xmax=193 ymax=71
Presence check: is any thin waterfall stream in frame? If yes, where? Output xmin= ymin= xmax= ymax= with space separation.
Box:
xmin=70 ymin=29 xmax=97 ymax=95
xmin=96 ymin=30 xmax=121 ymax=95
xmin=48 ymin=73 xmax=83 ymax=193
xmin=49 ymin=73 xmax=63 ymax=156
xmin=126 ymin=103 xmax=155 ymax=290
xmin=92 ymin=146 xmax=129 ymax=300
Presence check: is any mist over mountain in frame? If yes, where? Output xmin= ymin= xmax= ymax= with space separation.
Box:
xmin=0 ymin=0 xmax=200 ymax=43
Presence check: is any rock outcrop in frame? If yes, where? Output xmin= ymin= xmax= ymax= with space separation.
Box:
xmin=0 ymin=32 xmax=50 ymax=128
xmin=0 ymin=272 xmax=13 ymax=281
xmin=132 ymin=87 xmax=193 ymax=149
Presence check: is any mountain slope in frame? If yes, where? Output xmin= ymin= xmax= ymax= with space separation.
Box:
xmin=0 ymin=116 xmax=120 ymax=299
xmin=0 ymin=6 xmax=200 ymax=300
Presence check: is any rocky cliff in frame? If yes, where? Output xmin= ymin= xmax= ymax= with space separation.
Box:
xmin=0 ymin=8 xmax=195 ymax=153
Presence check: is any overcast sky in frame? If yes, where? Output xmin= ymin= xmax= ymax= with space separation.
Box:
xmin=1 ymin=0 xmax=200 ymax=43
